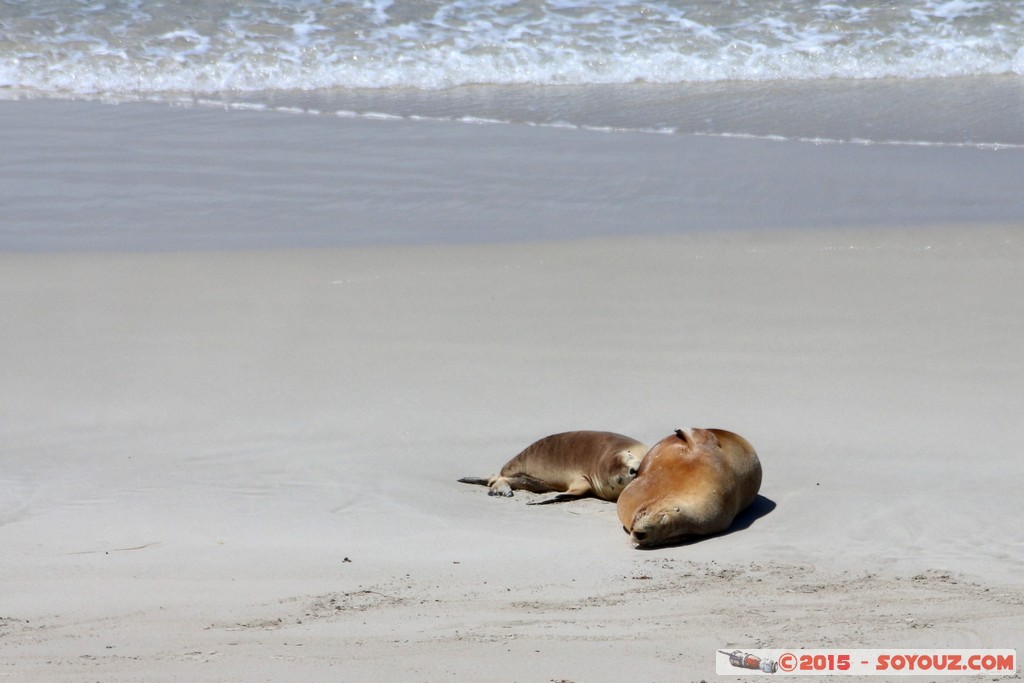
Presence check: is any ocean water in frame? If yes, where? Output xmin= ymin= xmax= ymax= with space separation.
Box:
xmin=2 ymin=0 xmax=1024 ymax=144
xmin=4 ymin=0 xmax=1024 ymax=91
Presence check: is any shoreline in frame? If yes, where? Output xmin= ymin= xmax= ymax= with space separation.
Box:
xmin=5 ymin=75 xmax=1024 ymax=148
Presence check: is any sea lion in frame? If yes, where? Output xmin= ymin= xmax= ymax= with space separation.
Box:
xmin=617 ymin=428 xmax=761 ymax=547
xmin=458 ymin=431 xmax=647 ymax=505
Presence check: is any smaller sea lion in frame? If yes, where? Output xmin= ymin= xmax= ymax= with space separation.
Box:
xmin=617 ymin=428 xmax=761 ymax=547
xmin=459 ymin=431 xmax=647 ymax=505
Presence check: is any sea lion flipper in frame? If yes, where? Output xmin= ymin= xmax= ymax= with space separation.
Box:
xmin=458 ymin=476 xmax=514 ymax=497
xmin=502 ymin=473 xmax=554 ymax=494
xmin=526 ymin=492 xmax=583 ymax=505
xmin=527 ymin=480 xmax=592 ymax=505
xmin=488 ymin=477 xmax=514 ymax=497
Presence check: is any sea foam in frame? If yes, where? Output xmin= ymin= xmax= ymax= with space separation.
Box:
xmin=2 ymin=0 xmax=1023 ymax=97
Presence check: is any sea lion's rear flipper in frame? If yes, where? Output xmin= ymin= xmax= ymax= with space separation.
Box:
xmin=458 ymin=475 xmax=514 ymax=497
xmin=501 ymin=473 xmax=553 ymax=494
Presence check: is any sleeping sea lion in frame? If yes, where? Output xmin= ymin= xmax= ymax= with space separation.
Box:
xmin=459 ymin=431 xmax=647 ymax=505
xmin=617 ymin=428 xmax=761 ymax=547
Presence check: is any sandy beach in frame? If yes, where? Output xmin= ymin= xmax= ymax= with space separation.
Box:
xmin=2 ymin=99 xmax=1023 ymax=681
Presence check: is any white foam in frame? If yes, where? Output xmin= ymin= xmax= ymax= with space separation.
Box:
xmin=924 ymin=0 xmax=992 ymax=20
xmin=291 ymin=17 xmax=328 ymax=43
xmin=698 ymin=131 xmax=1024 ymax=151
xmin=2 ymin=0 xmax=1024 ymax=95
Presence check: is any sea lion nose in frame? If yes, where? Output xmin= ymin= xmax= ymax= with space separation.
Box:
xmin=632 ymin=530 xmax=647 ymax=541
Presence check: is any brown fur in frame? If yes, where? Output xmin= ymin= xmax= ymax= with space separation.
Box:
xmin=459 ymin=431 xmax=647 ymax=504
xmin=617 ymin=428 xmax=761 ymax=546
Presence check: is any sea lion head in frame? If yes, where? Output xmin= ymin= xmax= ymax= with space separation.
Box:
xmin=626 ymin=502 xmax=701 ymax=548
xmin=590 ymin=443 xmax=645 ymax=501
xmin=617 ymin=428 xmax=722 ymax=547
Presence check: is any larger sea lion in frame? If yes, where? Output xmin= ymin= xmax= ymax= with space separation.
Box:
xmin=617 ymin=428 xmax=761 ymax=547
xmin=459 ymin=431 xmax=647 ymax=505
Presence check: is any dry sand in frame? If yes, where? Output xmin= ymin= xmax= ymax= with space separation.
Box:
xmin=1 ymin=100 xmax=1022 ymax=681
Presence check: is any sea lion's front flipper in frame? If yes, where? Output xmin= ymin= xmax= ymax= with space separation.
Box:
xmin=527 ymin=492 xmax=584 ymax=505
xmin=457 ymin=476 xmax=490 ymax=486
xmin=527 ymin=480 xmax=592 ymax=505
